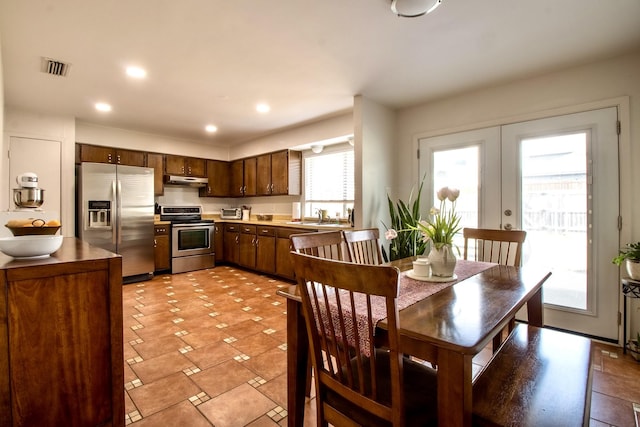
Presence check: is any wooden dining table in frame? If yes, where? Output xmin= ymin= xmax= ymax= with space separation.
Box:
xmin=277 ymin=256 xmax=550 ymax=427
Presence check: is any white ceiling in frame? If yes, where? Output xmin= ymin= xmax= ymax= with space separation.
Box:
xmin=1 ymin=0 xmax=640 ymax=146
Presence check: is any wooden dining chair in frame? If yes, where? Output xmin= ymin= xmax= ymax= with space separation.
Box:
xmin=463 ymin=227 xmax=527 ymax=351
xmin=289 ymin=230 xmax=348 ymax=261
xmin=290 ymin=251 xmax=438 ymax=427
xmin=463 ymin=227 xmax=527 ymax=266
xmin=343 ymin=228 xmax=384 ymax=265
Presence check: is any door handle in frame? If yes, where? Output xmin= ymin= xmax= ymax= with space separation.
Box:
xmin=504 ymin=223 xmax=513 ymax=231
xmin=116 ymin=180 xmax=123 ymax=244
xmin=112 ymin=180 xmax=117 ymax=244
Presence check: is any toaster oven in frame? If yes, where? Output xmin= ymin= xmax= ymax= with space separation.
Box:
xmin=220 ymin=208 xmax=242 ymax=219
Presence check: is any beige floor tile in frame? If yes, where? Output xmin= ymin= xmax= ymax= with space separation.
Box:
xmin=127 ymin=400 xmax=212 ymax=427
xmin=191 ymin=359 xmax=257 ymax=398
xmin=198 ymin=383 xmax=278 ymax=427
xmin=131 ymin=351 xmax=194 ymax=384
xmin=128 ymin=372 xmax=201 ymax=417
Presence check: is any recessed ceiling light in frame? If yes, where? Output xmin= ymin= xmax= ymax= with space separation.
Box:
xmin=205 ymin=124 xmax=218 ymax=133
xmin=95 ymin=102 xmax=112 ymax=112
xmin=126 ymin=66 xmax=147 ymax=79
xmin=256 ymin=103 xmax=271 ymax=113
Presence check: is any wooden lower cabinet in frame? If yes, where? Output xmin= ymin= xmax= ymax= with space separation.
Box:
xmin=275 ymin=227 xmax=310 ymax=280
xmin=223 ymin=224 xmax=240 ymax=264
xmin=154 ymin=224 xmax=171 ymax=271
xmin=256 ymin=227 xmax=276 ymax=274
xmin=0 ymin=238 xmax=123 ymax=427
xmin=220 ymin=223 xmax=318 ymax=280
xmin=214 ymin=224 xmax=224 ymax=262
xmin=238 ymin=225 xmax=257 ymax=269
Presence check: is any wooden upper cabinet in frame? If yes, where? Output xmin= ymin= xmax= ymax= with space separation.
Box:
xmin=243 ymin=157 xmax=257 ymax=197
xmin=146 ymin=153 xmax=164 ymax=196
xmin=256 ymin=154 xmax=272 ymax=196
xmin=200 ymin=160 xmax=230 ymax=197
xmin=230 ymin=160 xmax=245 ymax=197
xmin=165 ymin=155 xmax=206 ymax=177
xmin=272 ymin=150 xmax=300 ymax=195
xmin=77 ymin=144 xmax=145 ymax=167
xmin=254 ymin=150 xmax=301 ymax=196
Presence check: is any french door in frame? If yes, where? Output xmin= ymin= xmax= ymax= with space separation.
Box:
xmin=419 ymin=107 xmax=619 ymax=340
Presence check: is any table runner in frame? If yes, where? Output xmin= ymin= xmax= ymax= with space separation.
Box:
xmin=311 ymin=259 xmax=495 ymax=356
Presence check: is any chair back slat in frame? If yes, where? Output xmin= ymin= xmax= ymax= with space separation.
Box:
xmin=344 ymin=228 xmax=383 ymax=265
xmin=290 ymin=251 xmax=405 ymax=425
xmin=290 ymin=230 xmax=348 ymax=261
xmin=463 ymin=228 xmax=527 ymax=266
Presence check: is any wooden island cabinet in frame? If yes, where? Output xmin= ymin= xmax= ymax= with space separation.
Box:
xmin=0 ymin=238 xmax=124 ymax=427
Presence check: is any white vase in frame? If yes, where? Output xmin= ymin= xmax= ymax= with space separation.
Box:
xmin=428 ymin=244 xmax=457 ymax=277
xmin=625 ymin=259 xmax=640 ymax=280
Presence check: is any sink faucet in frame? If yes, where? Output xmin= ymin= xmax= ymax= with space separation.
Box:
xmin=315 ymin=208 xmax=322 ymax=223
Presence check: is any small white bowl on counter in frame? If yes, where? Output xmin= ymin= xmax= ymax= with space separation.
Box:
xmin=0 ymin=235 xmax=63 ymax=259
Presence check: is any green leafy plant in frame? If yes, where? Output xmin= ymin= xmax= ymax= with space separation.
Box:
xmin=612 ymin=242 xmax=640 ymax=266
xmin=381 ymin=178 xmax=427 ymax=262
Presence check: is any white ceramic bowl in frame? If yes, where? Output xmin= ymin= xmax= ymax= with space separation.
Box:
xmin=0 ymin=235 xmax=63 ymax=258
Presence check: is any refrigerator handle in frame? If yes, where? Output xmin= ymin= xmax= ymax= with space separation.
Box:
xmin=116 ymin=180 xmax=123 ymax=245
xmin=112 ymin=180 xmax=118 ymax=244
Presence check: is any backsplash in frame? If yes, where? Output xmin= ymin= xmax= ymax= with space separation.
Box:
xmin=155 ymin=186 xmax=301 ymax=217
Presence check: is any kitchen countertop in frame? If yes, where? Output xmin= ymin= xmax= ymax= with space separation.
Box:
xmin=153 ymin=214 xmax=352 ymax=230
xmin=214 ymin=218 xmax=352 ymax=230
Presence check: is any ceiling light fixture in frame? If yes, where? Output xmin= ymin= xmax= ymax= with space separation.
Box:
xmin=256 ymin=103 xmax=271 ymax=113
xmin=95 ymin=102 xmax=112 ymax=112
xmin=310 ymin=145 xmax=324 ymax=154
xmin=126 ymin=66 xmax=147 ymax=79
xmin=391 ymin=0 xmax=443 ymax=17
xmin=205 ymin=124 xmax=218 ymax=133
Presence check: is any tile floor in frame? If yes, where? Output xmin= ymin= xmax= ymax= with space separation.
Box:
xmin=123 ymin=266 xmax=640 ymax=426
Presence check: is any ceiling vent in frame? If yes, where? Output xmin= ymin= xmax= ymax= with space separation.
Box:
xmin=41 ymin=57 xmax=70 ymax=77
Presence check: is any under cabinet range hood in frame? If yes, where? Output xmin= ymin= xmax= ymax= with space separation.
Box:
xmin=164 ymin=175 xmax=208 ymax=187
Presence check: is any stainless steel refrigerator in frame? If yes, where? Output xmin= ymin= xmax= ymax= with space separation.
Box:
xmin=78 ymin=162 xmax=155 ymax=283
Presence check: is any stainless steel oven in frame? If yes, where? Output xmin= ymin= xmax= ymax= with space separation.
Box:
xmin=160 ymin=205 xmax=215 ymax=274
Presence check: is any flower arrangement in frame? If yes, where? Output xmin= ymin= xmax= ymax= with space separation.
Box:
xmin=381 ymin=179 xmax=427 ymax=261
xmin=416 ymin=186 xmax=462 ymax=250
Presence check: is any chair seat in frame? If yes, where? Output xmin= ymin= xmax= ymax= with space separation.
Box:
xmin=327 ymin=349 xmax=438 ymax=426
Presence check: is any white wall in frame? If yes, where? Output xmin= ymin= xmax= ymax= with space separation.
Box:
xmin=353 ymin=95 xmax=396 ymax=231
xmin=2 ymin=108 xmax=75 ymax=236
xmin=229 ymin=112 xmax=353 ymax=160
xmin=76 ymin=121 xmax=228 ymax=160
xmin=392 ymin=49 xmax=640 ymax=343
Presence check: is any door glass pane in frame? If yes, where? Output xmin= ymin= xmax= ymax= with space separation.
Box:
xmin=521 ymin=133 xmax=587 ymax=310
xmin=433 ymin=146 xmax=479 ymax=248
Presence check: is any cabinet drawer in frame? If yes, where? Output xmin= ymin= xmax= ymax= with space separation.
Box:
xmin=276 ymin=227 xmax=313 ymax=239
xmin=257 ymin=226 xmax=275 ymax=237
xmin=241 ymin=225 xmax=257 ymax=234
xmin=154 ymin=225 xmax=170 ymax=235
xmin=225 ymin=224 xmax=240 ymax=232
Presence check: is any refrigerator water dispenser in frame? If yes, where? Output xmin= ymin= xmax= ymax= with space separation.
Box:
xmin=88 ymin=200 xmax=111 ymax=228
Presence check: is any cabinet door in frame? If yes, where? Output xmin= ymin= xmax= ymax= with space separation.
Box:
xmin=239 ymin=232 xmax=256 ymax=268
xmin=186 ymin=157 xmax=206 ymax=177
xmin=275 ymin=227 xmax=310 ymax=280
xmin=256 ymin=232 xmax=276 ymax=274
xmin=165 ymin=155 xmax=186 ymax=175
xmin=214 ymin=224 xmax=224 ymax=262
xmin=224 ymin=228 xmax=239 ymax=264
xmin=147 ymin=153 xmax=165 ymax=196
xmin=79 ymin=144 xmax=115 ymax=163
xmin=7 ymin=268 xmax=120 ymax=426
xmin=154 ymin=225 xmax=171 ymax=271
xmin=243 ymin=157 xmax=257 ymax=196
xmin=256 ymin=154 xmax=272 ymax=196
xmin=230 ymin=160 xmax=245 ymax=197
xmin=116 ymin=149 xmax=146 ymax=167
xmin=200 ymin=160 xmax=230 ymax=197
xmin=270 ymin=150 xmax=289 ymax=195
